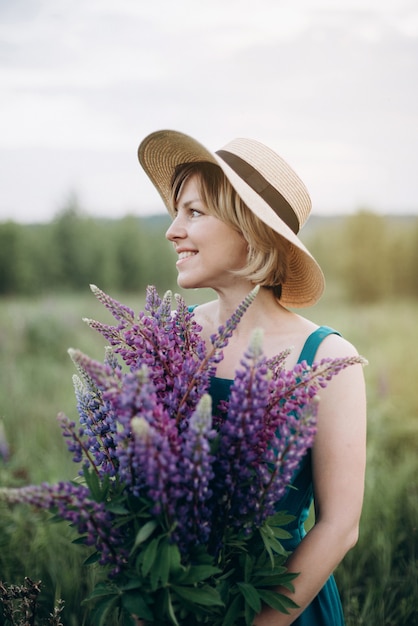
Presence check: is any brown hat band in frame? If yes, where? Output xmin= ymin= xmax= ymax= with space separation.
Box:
xmin=216 ymin=149 xmax=300 ymax=234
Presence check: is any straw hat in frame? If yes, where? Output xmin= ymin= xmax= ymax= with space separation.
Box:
xmin=138 ymin=130 xmax=324 ymax=308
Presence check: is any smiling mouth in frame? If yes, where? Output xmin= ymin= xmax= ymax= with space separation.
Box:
xmin=178 ymin=251 xmax=197 ymax=261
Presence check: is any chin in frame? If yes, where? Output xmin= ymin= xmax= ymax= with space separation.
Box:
xmin=177 ymin=278 xmax=197 ymax=290
xmin=177 ymin=277 xmax=208 ymax=291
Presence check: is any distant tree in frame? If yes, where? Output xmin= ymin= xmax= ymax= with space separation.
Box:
xmin=0 ymin=221 xmax=22 ymax=294
xmin=109 ymin=214 xmax=177 ymax=293
xmin=138 ymin=218 xmax=177 ymax=292
xmin=49 ymin=194 xmax=104 ymax=290
xmin=110 ymin=215 xmax=148 ymax=292
xmin=340 ymin=210 xmax=392 ymax=303
xmin=390 ymin=219 xmax=418 ymax=299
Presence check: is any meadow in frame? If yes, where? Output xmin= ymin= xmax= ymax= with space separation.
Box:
xmin=0 ymin=286 xmax=417 ymax=625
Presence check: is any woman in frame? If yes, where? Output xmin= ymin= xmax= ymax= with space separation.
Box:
xmin=137 ymin=130 xmax=367 ymax=626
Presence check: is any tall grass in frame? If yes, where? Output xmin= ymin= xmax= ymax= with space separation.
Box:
xmin=0 ymin=288 xmax=417 ymax=625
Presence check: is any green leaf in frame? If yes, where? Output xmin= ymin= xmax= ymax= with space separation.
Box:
xmin=83 ymin=551 xmax=101 ymax=566
xmin=90 ymin=595 xmax=120 ymax=626
xmin=84 ymin=583 xmax=118 ymax=601
xmin=106 ymin=502 xmax=129 ymax=514
xmin=258 ymin=589 xmax=299 ymax=614
xmin=252 ymin=563 xmax=287 ymax=577
xmin=260 ymin=529 xmax=288 ymax=562
xmin=253 ymin=572 xmax=298 ymax=589
xmin=72 ymin=535 xmax=88 ymax=545
xmin=121 ymin=591 xmax=153 ymax=621
xmin=270 ymin=526 xmax=292 ymax=540
xmin=166 ymin=590 xmax=180 ymax=626
xmin=140 ymin=536 xmax=160 ymax=577
xmin=245 ymin=597 xmax=256 ymax=626
xmin=243 ymin=553 xmax=254 ymax=582
xmin=83 ymin=466 xmax=104 ymax=502
xmin=150 ymin=538 xmax=171 ymax=590
xmin=236 ymin=582 xmax=262 ymax=613
xmin=222 ymin=594 xmax=243 ymax=626
xmin=177 ymin=564 xmax=221 ymax=584
xmin=265 ymin=511 xmax=295 ymax=527
xmin=172 ymin=584 xmax=224 ymax=607
xmin=132 ymin=519 xmax=158 ymax=552
xmin=168 ymin=542 xmax=183 ymax=577
xmin=119 ymin=579 xmax=144 ymax=591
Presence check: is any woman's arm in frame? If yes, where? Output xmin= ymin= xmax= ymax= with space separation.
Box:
xmin=253 ymin=335 xmax=367 ymax=626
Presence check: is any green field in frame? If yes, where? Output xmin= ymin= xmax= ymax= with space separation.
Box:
xmin=0 ymin=288 xmax=417 ymax=625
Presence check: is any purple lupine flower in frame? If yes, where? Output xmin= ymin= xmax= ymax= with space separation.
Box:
xmin=57 ymin=412 xmax=87 ymax=466
xmin=0 ymin=421 xmax=10 ymax=463
xmin=70 ymin=369 xmax=119 ymax=477
xmin=172 ymin=394 xmax=216 ymax=551
xmin=127 ymin=414 xmax=182 ymax=523
xmin=211 ymin=328 xmax=271 ymax=537
xmin=259 ymin=398 xmax=318 ymax=521
xmin=0 ymin=482 xmax=127 ymax=572
xmin=89 ymin=284 xmax=135 ymax=325
xmin=110 ymin=365 xmax=180 ymax=495
xmin=255 ymin=354 xmax=366 ymax=523
xmin=84 ymin=284 xmax=259 ymax=431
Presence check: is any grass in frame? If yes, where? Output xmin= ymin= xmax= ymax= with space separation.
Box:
xmin=0 ymin=286 xmax=417 ymax=625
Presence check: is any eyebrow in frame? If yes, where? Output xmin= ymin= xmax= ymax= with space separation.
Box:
xmin=178 ymin=198 xmax=202 ymax=209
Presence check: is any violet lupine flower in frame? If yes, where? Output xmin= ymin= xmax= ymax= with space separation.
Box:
xmin=312 ymin=355 xmax=367 ymax=384
xmin=209 ymin=286 xmax=259 ymax=353
xmin=255 ymin=354 xmax=367 ymax=522
xmin=259 ymin=399 xmax=318 ymax=521
xmin=83 ymin=285 xmax=260 ymax=439
xmin=67 ymin=347 xmax=125 ymax=476
xmin=109 ymin=365 xmax=181 ymax=495
xmin=57 ymin=411 xmax=86 ymax=466
xmin=251 ymin=364 xmax=323 ymax=521
xmin=89 ymin=283 xmax=135 ymax=325
xmin=0 ymin=482 xmax=127 ymax=573
xmin=127 ymin=413 xmax=183 ymax=524
xmin=167 ymin=285 xmax=261 ymax=427
xmin=0 ymin=421 xmax=10 ymax=463
xmin=172 ymin=394 xmax=216 ymax=551
xmin=211 ymin=329 xmax=271 ymax=537
xmin=84 ymin=286 xmax=210 ymax=430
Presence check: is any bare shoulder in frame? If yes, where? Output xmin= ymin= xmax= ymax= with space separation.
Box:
xmin=315 ymin=331 xmax=360 ymax=360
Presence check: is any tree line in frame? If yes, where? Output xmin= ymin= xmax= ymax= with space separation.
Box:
xmin=305 ymin=210 xmax=418 ymax=303
xmin=0 ymin=204 xmax=177 ymax=297
xmin=1 ymin=204 xmax=418 ymax=303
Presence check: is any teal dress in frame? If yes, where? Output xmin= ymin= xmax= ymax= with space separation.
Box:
xmin=208 ymin=325 xmax=345 ymax=626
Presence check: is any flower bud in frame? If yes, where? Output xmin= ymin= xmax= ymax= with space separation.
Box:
xmin=131 ymin=416 xmax=150 ymax=439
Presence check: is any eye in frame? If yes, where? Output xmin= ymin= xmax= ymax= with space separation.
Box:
xmin=190 ymin=208 xmax=203 ymax=218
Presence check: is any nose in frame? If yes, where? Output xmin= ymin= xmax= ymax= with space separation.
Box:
xmin=165 ymin=214 xmax=186 ymax=242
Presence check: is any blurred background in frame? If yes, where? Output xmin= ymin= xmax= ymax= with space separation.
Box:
xmin=1 ymin=1 xmax=417 ymax=624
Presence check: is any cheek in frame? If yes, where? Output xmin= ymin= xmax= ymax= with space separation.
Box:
xmin=228 ymin=237 xmax=249 ymax=267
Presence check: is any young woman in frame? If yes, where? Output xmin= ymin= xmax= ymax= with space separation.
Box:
xmin=137 ymin=130 xmax=367 ymax=626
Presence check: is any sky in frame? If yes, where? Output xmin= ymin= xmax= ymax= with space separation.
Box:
xmin=1 ymin=0 xmax=418 ymax=223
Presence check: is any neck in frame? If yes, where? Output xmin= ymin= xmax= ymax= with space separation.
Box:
xmin=213 ymin=285 xmax=288 ymax=335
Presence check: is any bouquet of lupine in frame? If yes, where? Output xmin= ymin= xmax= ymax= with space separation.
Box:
xmin=0 ymin=285 xmax=365 ymax=626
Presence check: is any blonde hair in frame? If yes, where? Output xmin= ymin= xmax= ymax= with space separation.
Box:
xmin=170 ymin=162 xmax=289 ymax=298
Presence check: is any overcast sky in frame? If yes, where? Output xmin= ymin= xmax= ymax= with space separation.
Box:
xmin=1 ymin=0 xmax=417 ymax=223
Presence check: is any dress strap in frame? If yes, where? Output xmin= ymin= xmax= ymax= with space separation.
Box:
xmin=188 ymin=305 xmax=198 ymax=312
xmin=297 ymin=325 xmax=341 ymax=366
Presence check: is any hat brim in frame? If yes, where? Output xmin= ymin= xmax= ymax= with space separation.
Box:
xmin=138 ymin=130 xmax=324 ymax=308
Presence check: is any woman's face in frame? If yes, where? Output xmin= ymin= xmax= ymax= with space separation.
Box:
xmin=165 ymin=174 xmax=248 ymax=291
